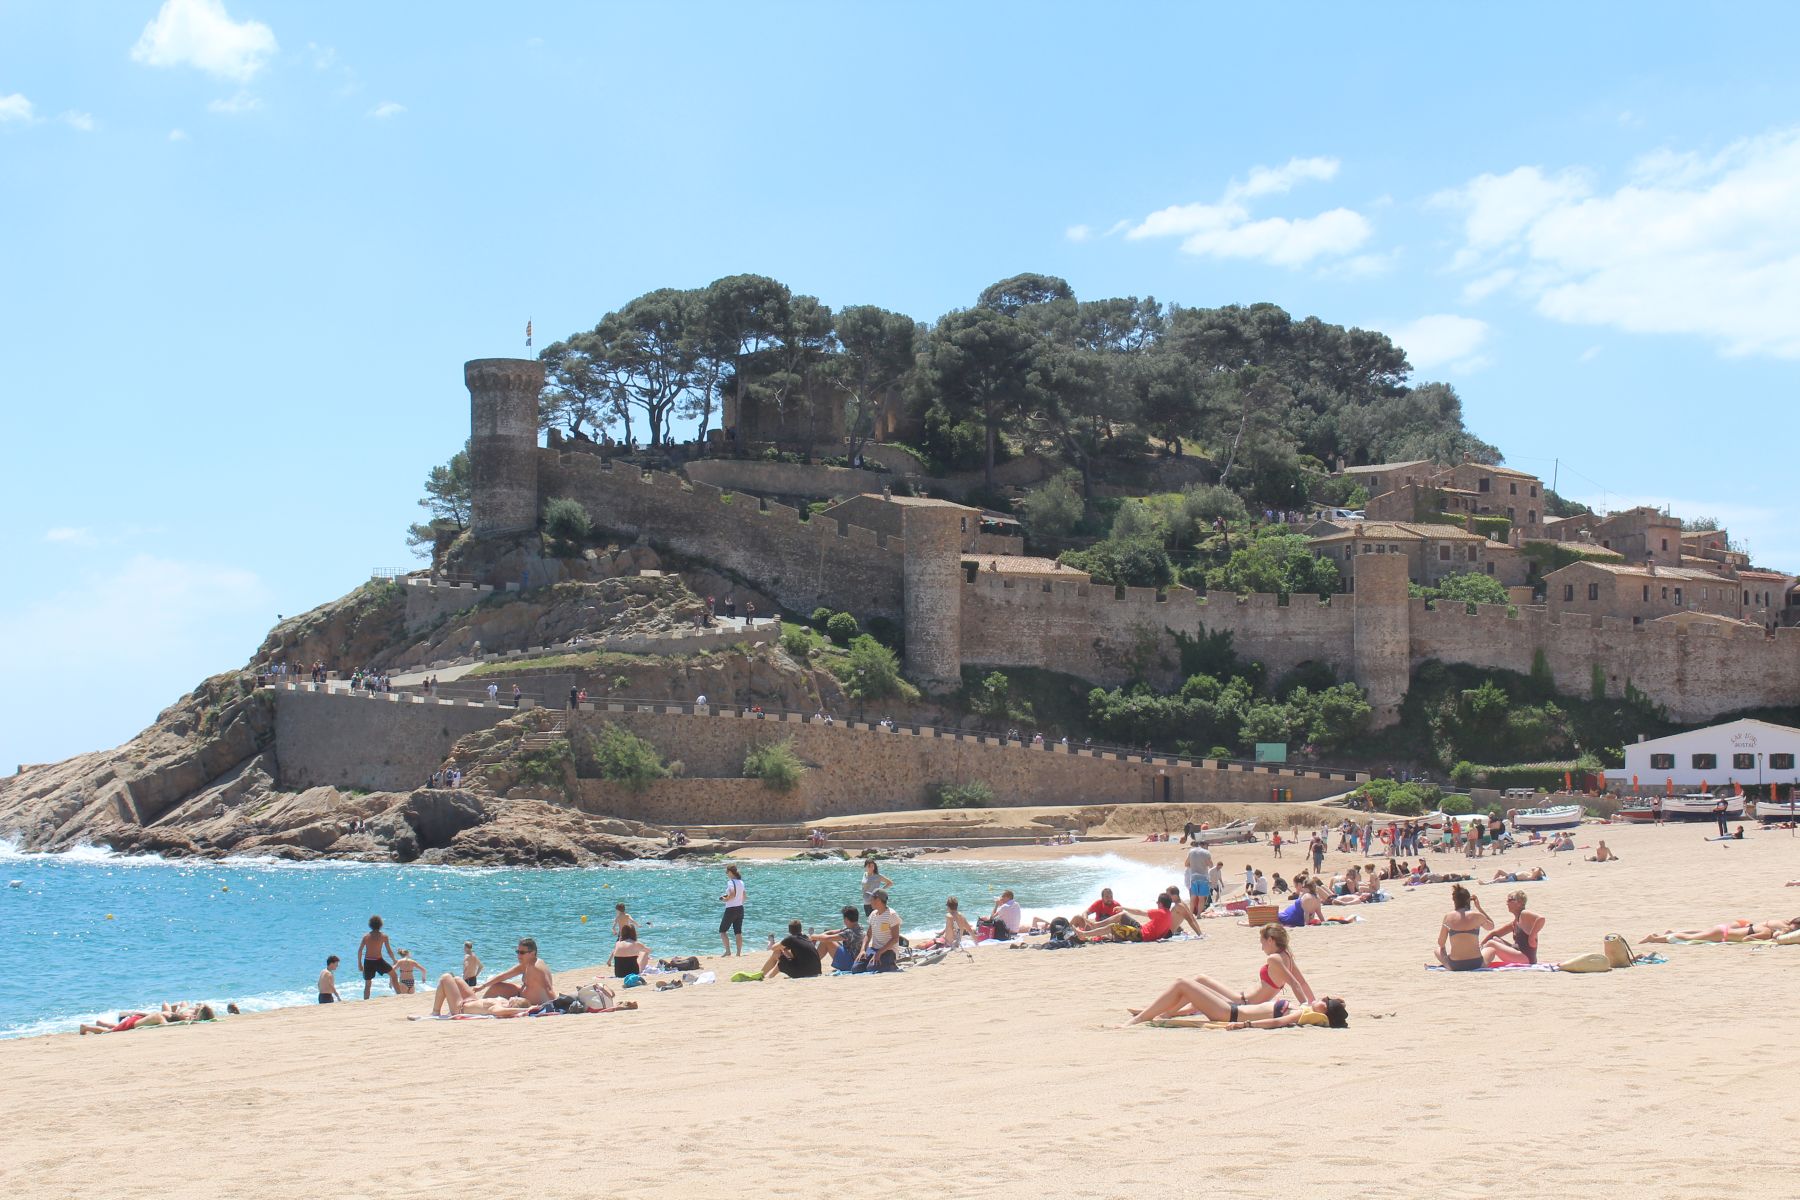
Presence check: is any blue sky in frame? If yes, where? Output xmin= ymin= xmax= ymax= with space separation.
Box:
xmin=3 ymin=1 xmax=1798 ymax=769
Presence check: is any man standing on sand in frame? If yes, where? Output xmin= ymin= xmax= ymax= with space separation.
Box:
xmin=1714 ymin=798 xmax=1729 ymax=837
xmin=1184 ymin=839 xmax=1215 ymax=913
xmin=357 ymin=916 xmax=397 ymax=999
xmin=719 ymin=864 xmax=747 ymax=956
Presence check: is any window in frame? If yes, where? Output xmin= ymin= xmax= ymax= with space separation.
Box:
xmin=1507 ymin=506 xmax=1516 ymax=520
xmin=1530 ymin=485 xmax=1539 ymax=497
xmin=1376 ymin=544 xmax=1386 ymax=554
xmin=1642 ymin=585 xmax=1650 ymax=601
xmin=1702 ymin=588 xmax=1709 ymax=602
xmin=1361 ymin=544 xmax=1373 ymax=554
xmin=1439 ymin=545 xmax=1451 ymax=561
xmin=1588 ymin=583 xmax=1599 ymax=601
xmin=1650 ymin=753 xmax=1674 ymax=770
xmin=1509 ymin=482 xmax=1518 ymax=495
xmin=1773 ymin=753 xmax=1795 ymax=770
xmin=1602 ymin=539 xmax=1611 ymax=548
xmin=1733 ymin=753 xmax=1756 ymax=770
xmin=1485 ymin=561 xmax=1495 ymax=575
xmin=1661 ymin=587 xmax=1668 ymax=600
xmin=1744 ymin=591 xmax=1750 ymax=605
xmin=1674 ymin=588 xmax=1684 ymax=606
xmin=1563 ymin=584 xmax=1575 ymax=601
xmin=1691 ymin=753 xmax=1716 ymax=770
xmin=1661 ymin=538 xmax=1669 ymax=551
xmin=1528 ymin=510 xmax=1537 ymax=524
xmin=1478 ymin=478 xmax=1490 ymax=493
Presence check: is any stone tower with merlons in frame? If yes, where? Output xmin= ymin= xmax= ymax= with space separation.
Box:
xmin=465 ymin=357 xmax=545 ymax=539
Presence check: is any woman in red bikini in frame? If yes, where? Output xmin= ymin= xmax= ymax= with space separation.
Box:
xmin=1125 ymin=924 xmax=1317 ymax=1023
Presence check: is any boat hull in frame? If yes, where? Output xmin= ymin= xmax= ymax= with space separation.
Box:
xmin=1616 ymin=796 xmax=1746 ymax=822
xmin=1511 ymin=806 xmax=1583 ymax=832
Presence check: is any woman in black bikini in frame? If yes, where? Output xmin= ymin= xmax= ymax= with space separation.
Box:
xmin=1435 ymin=884 xmax=1493 ymax=971
xmin=609 ymin=923 xmax=652 ymax=979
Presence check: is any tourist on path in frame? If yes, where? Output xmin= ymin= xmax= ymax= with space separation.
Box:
xmin=719 ymin=864 xmax=747 ymax=956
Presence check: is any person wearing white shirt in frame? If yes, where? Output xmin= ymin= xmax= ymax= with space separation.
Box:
xmin=719 ymin=864 xmax=747 ymax=956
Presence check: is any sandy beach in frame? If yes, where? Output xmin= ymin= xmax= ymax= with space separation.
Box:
xmin=4 ymin=821 xmax=1798 ymax=1199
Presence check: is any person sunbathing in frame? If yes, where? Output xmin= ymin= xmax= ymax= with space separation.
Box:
xmin=1481 ymin=890 xmax=1545 ymax=965
xmin=1435 ymin=885 xmax=1494 ymax=971
xmin=1641 ymin=917 xmax=1800 ymax=944
xmin=1124 ymin=973 xmax=1347 ymax=1028
xmin=469 ymin=937 xmax=556 ymax=1005
xmin=1483 ymin=866 xmax=1547 ymax=884
xmin=1276 ymin=885 xmax=1325 ymax=927
xmin=429 ymin=975 xmax=534 ymax=1016
xmin=80 ymin=1011 xmax=165 ymax=1035
xmin=1586 ymin=841 xmax=1618 ymax=863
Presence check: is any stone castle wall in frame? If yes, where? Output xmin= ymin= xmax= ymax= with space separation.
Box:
xmin=273 ymin=686 xmax=505 ymax=791
xmin=539 ymin=452 xmax=906 ymax=622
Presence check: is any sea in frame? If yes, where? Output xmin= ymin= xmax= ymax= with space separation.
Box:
xmin=0 ymin=839 xmax=1174 ymax=1039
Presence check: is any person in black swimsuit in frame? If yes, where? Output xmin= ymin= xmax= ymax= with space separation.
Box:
xmin=1435 ymin=885 xmax=1493 ymax=971
xmin=610 ymin=924 xmax=652 ymax=979
xmin=1482 ymin=890 xmax=1546 ymax=965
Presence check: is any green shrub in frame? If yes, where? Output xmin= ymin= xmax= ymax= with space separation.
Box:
xmin=1017 ymin=470 xmax=1084 ymax=539
xmin=932 ymin=780 xmax=993 ymax=809
xmin=840 ymin=634 xmax=902 ymax=698
xmin=826 ymin=611 xmax=861 ymax=645
xmin=1208 ymin=745 xmax=1233 ymax=761
xmin=864 ymin=615 xmax=904 ymax=653
xmin=1450 ymin=760 xmax=1477 ymax=787
xmin=972 ymin=671 xmax=1013 ymax=718
xmin=1440 ymin=795 xmax=1472 ymax=816
xmin=781 ymin=624 xmax=814 ymax=658
xmin=1351 ymin=777 xmax=1442 ymax=816
xmin=810 ymin=606 xmax=835 ymax=628
xmin=515 ymin=739 xmax=571 ymax=786
xmin=543 ymin=497 xmax=591 ymax=544
xmin=1462 ymin=761 xmax=1582 ymax=791
xmin=743 ymin=739 xmax=806 ymax=791
xmin=584 ymin=724 xmax=669 ymax=792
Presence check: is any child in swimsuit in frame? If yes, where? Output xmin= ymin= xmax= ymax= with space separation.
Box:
xmin=319 ymin=956 xmax=342 ymax=1003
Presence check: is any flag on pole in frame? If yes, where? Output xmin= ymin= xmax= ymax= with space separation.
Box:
xmin=526 ymin=320 xmax=533 ymax=349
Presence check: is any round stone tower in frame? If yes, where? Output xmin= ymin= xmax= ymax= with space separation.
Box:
xmin=900 ymin=502 xmax=967 ymax=691
xmin=1351 ymin=551 xmax=1412 ymax=728
xmin=465 ymin=357 xmax=545 ymax=538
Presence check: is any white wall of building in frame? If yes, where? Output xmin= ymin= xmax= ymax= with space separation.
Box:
xmin=1609 ymin=719 xmax=1800 ymax=788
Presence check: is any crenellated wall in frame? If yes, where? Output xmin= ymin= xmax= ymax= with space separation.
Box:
xmin=538 ymin=451 xmax=907 ymax=622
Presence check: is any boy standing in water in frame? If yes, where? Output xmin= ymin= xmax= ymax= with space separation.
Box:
xmin=358 ymin=915 xmax=397 ymax=999
xmin=318 ymin=956 xmax=342 ymax=1003
xmin=462 ymin=942 xmax=483 ymax=986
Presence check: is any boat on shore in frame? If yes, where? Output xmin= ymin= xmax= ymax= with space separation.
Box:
xmin=1508 ymin=804 xmax=1584 ymax=832
xmin=1616 ymin=793 xmax=1746 ymax=823
xmin=1751 ymin=798 xmax=1799 ymax=821
xmin=1191 ymin=819 xmax=1258 ymax=846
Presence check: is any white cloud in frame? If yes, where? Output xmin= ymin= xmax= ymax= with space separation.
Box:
xmin=131 ymin=0 xmax=277 ymax=84
xmin=1123 ymin=156 xmax=1370 ymax=269
xmin=1385 ymin=314 xmax=1493 ymax=374
xmin=1578 ymin=344 xmax=1603 ymax=364
xmin=1225 ymin=156 xmax=1340 ymax=202
xmin=169 ymin=127 xmax=188 ymax=141
xmin=208 ymin=90 xmax=261 ymax=115
xmin=368 ymin=100 xmax=405 ymax=120
xmin=61 ymin=110 xmax=95 ymax=132
xmin=1063 ymin=223 xmax=1092 ymax=243
xmin=44 ymin=527 xmax=96 ymax=545
xmin=0 ymin=92 xmax=34 ymax=123
xmin=1438 ymin=129 xmax=1800 ymax=358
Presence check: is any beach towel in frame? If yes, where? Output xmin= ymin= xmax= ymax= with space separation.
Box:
xmin=408 ymin=1013 xmax=498 ymax=1020
xmin=1425 ymin=962 xmax=1561 ymax=972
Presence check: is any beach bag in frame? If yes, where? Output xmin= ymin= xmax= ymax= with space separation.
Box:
xmin=1558 ymin=952 xmax=1611 ymax=973
xmin=575 ymin=983 xmax=616 ymax=1012
xmin=1603 ymin=934 xmax=1634 ymax=969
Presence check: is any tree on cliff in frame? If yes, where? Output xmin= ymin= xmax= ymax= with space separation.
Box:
xmin=405 ymin=443 xmax=471 ymax=556
xmin=918 ymin=306 xmax=1040 ymax=489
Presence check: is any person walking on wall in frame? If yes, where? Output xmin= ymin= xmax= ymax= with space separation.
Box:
xmin=719 ymin=864 xmax=747 ymax=957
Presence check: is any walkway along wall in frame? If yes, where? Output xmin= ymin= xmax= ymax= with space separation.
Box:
xmin=266 ymin=684 xmax=1361 ymax=822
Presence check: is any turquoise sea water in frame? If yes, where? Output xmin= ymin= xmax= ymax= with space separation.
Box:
xmin=0 ymin=839 xmax=1171 ymax=1039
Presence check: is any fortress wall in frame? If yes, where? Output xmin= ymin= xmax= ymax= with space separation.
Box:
xmin=572 ymin=708 xmax=1353 ymax=823
xmin=272 ymin=686 xmax=507 ymax=792
xmin=1408 ymin=604 xmax=1800 ymax=721
xmin=957 ymin=578 xmax=1356 ymax=688
xmin=540 ymin=453 xmax=905 ymax=621
xmin=402 ymin=578 xmax=499 ymax=633
xmin=684 ymin=458 xmax=894 ymax=500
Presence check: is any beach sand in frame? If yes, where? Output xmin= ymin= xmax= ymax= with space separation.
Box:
xmin=3 ymin=821 xmax=1798 ymax=1198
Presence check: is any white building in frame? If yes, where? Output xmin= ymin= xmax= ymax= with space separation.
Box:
xmin=1607 ymin=718 xmax=1800 ymax=789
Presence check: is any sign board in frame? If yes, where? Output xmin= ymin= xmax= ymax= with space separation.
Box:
xmin=1254 ymin=742 xmax=1288 ymax=764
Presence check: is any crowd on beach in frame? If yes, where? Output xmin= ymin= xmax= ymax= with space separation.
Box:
xmin=66 ymin=810 xmax=1800 ymax=1037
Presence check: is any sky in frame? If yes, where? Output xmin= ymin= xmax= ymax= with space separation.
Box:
xmin=3 ymin=2 xmax=1799 ymax=769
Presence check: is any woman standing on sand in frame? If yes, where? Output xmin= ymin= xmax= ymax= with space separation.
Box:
xmin=1435 ymin=885 xmax=1494 ymax=971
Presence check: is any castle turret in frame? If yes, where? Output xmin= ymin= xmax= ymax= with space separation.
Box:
xmin=1352 ymin=551 xmax=1412 ymax=728
xmin=465 ymin=357 xmax=545 ymax=538
xmin=900 ymin=502 xmax=967 ymax=691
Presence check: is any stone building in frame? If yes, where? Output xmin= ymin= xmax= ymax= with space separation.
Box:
xmin=1307 ymin=521 xmax=1525 ymax=588
xmin=1543 ymin=561 xmax=1751 ymax=623
xmin=818 ymin=494 xmax=1024 ymax=556
xmin=1545 ymin=505 xmax=1683 ymax=567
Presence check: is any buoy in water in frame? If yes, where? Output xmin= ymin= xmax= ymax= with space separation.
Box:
xmin=580 ymin=915 xmax=588 ymax=923
xmin=105 ymin=913 xmax=115 ymax=920
xmin=221 ymin=886 xmax=230 ymax=892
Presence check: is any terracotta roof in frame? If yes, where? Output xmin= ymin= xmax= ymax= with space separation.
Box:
xmin=1309 ymin=521 xmax=1487 ymax=543
xmin=1459 ymin=463 xmax=1538 ymax=479
xmin=1547 ymin=562 xmax=1727 ymax=582
xmin=963 ymin=555 xmax=1091 ymax=580
xmin=1737 ymin=568 xmax=1793 ymax=580
xmin=1339 ymin=459 xmax=1433 ymax=476
xmin=865 ymin=494 xmax=979 ymax=510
